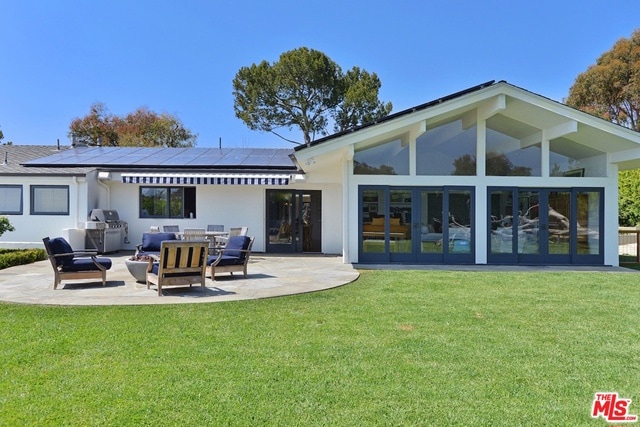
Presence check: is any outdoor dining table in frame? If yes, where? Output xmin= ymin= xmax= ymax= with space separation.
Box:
xmin=176 ymin=230 xmax=229 ymax=240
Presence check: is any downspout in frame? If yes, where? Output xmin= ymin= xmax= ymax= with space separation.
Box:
xmin=71 ymin=176 xmax=79 ymax=226
xmin=96 ymin=171 xmax=111 ymax=208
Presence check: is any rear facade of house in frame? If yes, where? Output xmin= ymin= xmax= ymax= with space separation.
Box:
xmin=3 ymin=81 xmax=640 ymax=267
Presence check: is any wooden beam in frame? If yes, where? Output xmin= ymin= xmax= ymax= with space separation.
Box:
xmin=545 ymin=120 xmax=578 ymax=140
xmin=477 ymin=94 xmax=506 ymax=120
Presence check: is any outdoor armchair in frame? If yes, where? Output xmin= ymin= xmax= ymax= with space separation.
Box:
xmin=214 ymin=226 xmax=248 ymax=249
xmin=207 ymin=235 xmax=254 ymax=280
xmin=146 ymin=240 xmax=208 ymax=296
xmin=43 ymin=236 xmax=112 ymax=289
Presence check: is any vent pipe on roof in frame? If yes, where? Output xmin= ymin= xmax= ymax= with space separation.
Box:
xmin=1 ymin=152 xmax=7 ymax=165
xmin=219 ymin=137 xmax=222 ymax=149
xmin=57 ymin=138 xmax=60 ymax=150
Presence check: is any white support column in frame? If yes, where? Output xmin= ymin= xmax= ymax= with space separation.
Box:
xmin=477 ymin=114 xmax=486 ymax=177
xmin=541 ymin=130 xmax=550 ymax=178
xmin=475 ymin=182 xmax=487 ymax=264
xmin=343 ymin=146 xmax=354 ymax=263
xmin=604 ymin=158 xmax=619 ymax=266
xmin=475 ymin=114 xmax=487 ymax=263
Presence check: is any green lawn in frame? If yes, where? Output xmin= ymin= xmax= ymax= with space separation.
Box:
xmin=1 ymin=270 xmax=639 ymax=426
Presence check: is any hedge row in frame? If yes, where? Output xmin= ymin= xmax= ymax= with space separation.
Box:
xmin=0 ymin=249 xmax=47 ymax=270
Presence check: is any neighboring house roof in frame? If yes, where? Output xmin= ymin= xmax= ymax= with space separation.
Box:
xmin=23 ymin=146 xmax=298 ymax=173
xmin=0 ymin=145 xmax=95 ymax=176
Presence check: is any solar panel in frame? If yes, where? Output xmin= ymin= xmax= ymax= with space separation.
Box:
xmin=24 ymin=146 xmax=297 ymax=169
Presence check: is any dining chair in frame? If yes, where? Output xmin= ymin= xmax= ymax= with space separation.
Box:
xmin=207 ymin=225 xmax=226 ymax=254
xmin=182 ymin=228 xmax=207 ymax=241
xmin=228 ymin=227 xmax=248 ymax=237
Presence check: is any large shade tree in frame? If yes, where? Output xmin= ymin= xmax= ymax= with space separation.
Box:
xmin=567 ymin=29 xmax=640 ymax=131
xmin=566 ymin=29 xmax=640 ymax=225
xmin=69 ymin=103 xmax=197 ymax=147
xmin=232 ymin=47 xmax=393 ymax=145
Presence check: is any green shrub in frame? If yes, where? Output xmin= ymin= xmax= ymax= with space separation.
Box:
xmin=0 ymin=216 xmax=15 ymax=237
xmin=0 ymin=249 xmax=47 ymax=270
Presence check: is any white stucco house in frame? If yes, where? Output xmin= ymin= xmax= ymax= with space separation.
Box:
xmin=3 ymin=81 xmax=640 ymax=266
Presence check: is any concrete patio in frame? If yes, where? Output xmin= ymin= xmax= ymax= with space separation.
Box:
xmin=0 ymin=252 xmax=360 ymax=306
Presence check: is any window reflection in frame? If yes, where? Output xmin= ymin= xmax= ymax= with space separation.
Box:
xmin=577 ymin=191 xmax=600 ymax=254
xmin=486 ymin=116 xmax=541 ymax=176
xmin=549 ymin=138 xmax=606 ymax=177
xmin=354 ymin=138 xmax=409 ymax=175
xmin=416 ymin=119 xmax=477 ymax=176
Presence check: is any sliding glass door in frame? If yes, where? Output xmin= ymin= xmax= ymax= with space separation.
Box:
xmin=266 ymin=190 xmax=322 ymax=253
xmin=488 ymin=187 xmax=603 ymax=264
xmin=359 ymin=186 xmax=474 ymax=263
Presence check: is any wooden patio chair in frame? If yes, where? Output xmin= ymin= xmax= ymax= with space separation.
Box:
xmin=206 ymin=224 xmax=225 ymax=254
xmin=42 ymin=236 xmax=112 ymax=289
xmin=215 ymin=226 xmax=248 ymax=248
xmin=146 ymin=240 xmax=208 ymax=296
xmin=207 ymin=235 xmax=254 ymax=280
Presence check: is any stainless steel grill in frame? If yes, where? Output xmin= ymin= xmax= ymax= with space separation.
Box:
xmin=85 ymin=209 xmax=128 ymax=253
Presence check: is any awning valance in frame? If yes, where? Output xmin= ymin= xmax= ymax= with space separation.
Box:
xmin=121 ymin=173 xmax=290 ymax=185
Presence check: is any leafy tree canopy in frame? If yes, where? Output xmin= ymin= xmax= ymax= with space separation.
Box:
xmin=567 ymin=28 xmax=640 ymax=225
xmin=0 ymin=126 xmax=12 ymax=145
xmin=567 ymin=29 xmax=640 ymax=131
xmin=69 ymin=103 xmax=197 ymax=147
xmin=233 ymin=47 xmax=393 ymax=145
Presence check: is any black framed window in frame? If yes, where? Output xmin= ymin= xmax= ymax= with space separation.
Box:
xmin=30 ymin=185 xmax=69 ymax=215
xmin=139 ymin=186 xmax=196 ymax=218
xmin=0 ymin=185 xmax=23 ymax=214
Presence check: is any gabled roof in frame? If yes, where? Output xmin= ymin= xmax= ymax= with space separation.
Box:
xmin=293 ymin=80 xmax=640 ymax=166
xmin=295 ymin=80 xmax=497 ymax=151
xmin=24 ymin=146 xmax=298 ymax=172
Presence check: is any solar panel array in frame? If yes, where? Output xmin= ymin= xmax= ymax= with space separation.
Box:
xmin=24 ymin=147 xmax=296 ymax=169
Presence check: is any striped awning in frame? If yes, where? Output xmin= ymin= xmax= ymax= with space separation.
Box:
xmin=121 ymin=173 xmax=290 ymax=185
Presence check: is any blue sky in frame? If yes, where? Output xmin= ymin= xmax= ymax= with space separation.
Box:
xmin=1 ymin=1 xmax=638 ymax=149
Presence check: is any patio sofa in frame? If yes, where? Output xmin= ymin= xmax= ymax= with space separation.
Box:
xmin=135 ymin=232 xmax=178 ymax=257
